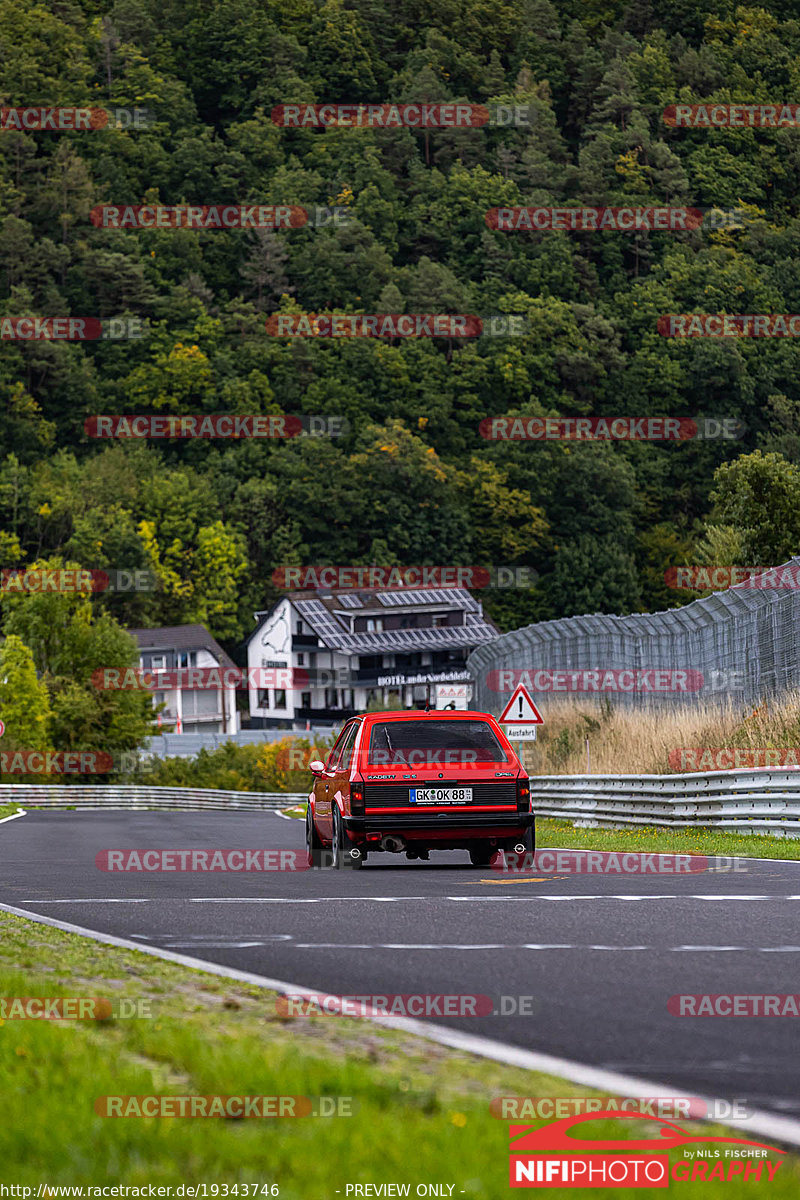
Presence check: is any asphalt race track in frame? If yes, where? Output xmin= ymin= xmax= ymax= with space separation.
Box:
xmin=2 ymin=809 xmax=799 ymax=1122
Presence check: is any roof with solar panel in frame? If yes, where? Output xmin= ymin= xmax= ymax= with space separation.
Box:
xmin=266 ymin=584 xmax=498 ymax=654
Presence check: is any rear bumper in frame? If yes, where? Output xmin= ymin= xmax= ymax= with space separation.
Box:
xmin=343 ymin=811 xmax=535 ymax=834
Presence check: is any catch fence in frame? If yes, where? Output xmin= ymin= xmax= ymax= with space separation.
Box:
xmin=468 ymin=558 xmax=800 ymax=713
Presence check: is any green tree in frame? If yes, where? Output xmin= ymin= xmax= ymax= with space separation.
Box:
xmin=546 ymin=535 xmax=642 ymax=617
xmin=1 ymin=565 xmax=157 ymax=764
xmin=704 ymin=452 xmax=800 ymax=566
xmin=0 ymin=633 xmax=52 ymax=755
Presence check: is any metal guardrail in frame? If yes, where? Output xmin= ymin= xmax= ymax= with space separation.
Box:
xmin=0 ymin=786 xmax=309 ymax=811
xmin=8 ymin=775 xmax=799 ymax=837
xmin=529 ymin=769 xmax=800 ymax=837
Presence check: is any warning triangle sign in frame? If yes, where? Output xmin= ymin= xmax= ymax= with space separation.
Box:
xmin=499 ymin=684 xmax=544 ymax=724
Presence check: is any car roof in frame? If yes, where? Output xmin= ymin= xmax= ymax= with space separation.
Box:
xmin=359 ymin=709 xmax=497 ymax=724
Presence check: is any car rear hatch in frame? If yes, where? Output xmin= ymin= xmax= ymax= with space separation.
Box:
xmin=357 ymin=716 xmax=527 ymax=817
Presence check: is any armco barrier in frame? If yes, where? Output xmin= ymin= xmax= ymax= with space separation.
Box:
xmin=529 ymin=769 xmax=800 ymax=838
xmin=0 ymin=786 xmax=308 ymax=811
xmin=7 ymin=776 xmax=799 ymax=837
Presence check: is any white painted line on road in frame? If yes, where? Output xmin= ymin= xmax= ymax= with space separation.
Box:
xmin=0 ymin=809 xmax=26 ymax=826
xmin=2 ymin=898 xmax=800 ymax=1152
xmin=17 ymin=893 xmax=800 ymax=904
xmin=169 ymin=936 xmax=268 ymax=945
xmin=18 ymin=896 xmax=417 ymax=904
xmin=293 ymin=942 xmax=800 ymax=952
xmin=449 ymin=894 xmax=795 ymax=902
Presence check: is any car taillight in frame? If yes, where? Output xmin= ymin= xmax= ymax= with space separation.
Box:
xmin=351 ymin=783 xmax=365 ymax=815
xmin=516 ymin=777 xmax=530 ymax=812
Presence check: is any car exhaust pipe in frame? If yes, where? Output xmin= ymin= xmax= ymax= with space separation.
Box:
xmin=513 ymin=843 xmax=527 ymax=854
xmin=380 ymin=835 xmax=406 ymax=853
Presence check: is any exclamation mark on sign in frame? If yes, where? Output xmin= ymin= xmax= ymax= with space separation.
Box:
xmin=518 ymin=695 xmax=524 ymax=718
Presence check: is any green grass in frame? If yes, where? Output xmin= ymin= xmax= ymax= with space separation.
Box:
xmin=0 ymin=909 xmax=797 ymax=1196
xmin=0 ymin=802 xmax=22 ymax=820
xmin=537 ymin=818 xmax=800 ymax=860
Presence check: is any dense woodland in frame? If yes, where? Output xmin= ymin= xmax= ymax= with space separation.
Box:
xmin=4 ymin=0 xmax=800 ymax=683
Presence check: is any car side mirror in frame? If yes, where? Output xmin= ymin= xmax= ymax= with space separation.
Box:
xmin=309 ymin=760 xmax=326 ymax=775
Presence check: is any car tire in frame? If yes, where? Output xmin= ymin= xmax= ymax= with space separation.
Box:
xmin=305 ymin=804 xmax=326 ymax=868
xmin=332 ymin=807 xmax=362 ymax=870
xmin=469 ymin=842 xmax=494 ymax=867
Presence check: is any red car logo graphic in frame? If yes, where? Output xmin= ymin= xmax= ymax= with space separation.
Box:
xmin=510 ymin=1110 xmax=784 ymax=1155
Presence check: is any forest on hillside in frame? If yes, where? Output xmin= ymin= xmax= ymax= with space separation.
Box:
xmin=3 ymin=0 xmax=800 ymax=659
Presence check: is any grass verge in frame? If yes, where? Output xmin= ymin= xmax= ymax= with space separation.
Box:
xmin=282 ymin=804 xmax=799 ymax=860
xmin=519 ymin=694 xmax=800 ymax=776
xmin=536 ymin=817 xmax=800 ymax=860
xmin=0 ymin=909 xmax=797 ymax=1196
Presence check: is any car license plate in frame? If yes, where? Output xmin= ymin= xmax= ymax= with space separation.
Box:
xmin=409 ymin=787 xmax=473 ymax=805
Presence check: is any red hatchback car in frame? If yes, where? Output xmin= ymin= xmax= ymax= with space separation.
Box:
xmin=305 ymin=709 xmax=534 ymax=868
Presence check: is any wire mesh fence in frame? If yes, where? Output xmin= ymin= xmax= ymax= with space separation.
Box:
xmin=468 ymin=558 xmax=800 ymax=715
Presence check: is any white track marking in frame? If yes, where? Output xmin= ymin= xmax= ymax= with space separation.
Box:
xmin=19 ymin=896 xmax=415 ymax=904
xmin=449 ymin=894 xmax=796 ymax=902
xmin=18 ymin=893 xmax=800 ymax=903
xmin=2 ymin=898 xmax=800 ymax=1151
xmin=0 ymin=809 xmax=26 ymax=826
xmin=293 ymin=942 xmax=800 ymax=952
xmin=165 ymin=936 xmax=268 ymax=945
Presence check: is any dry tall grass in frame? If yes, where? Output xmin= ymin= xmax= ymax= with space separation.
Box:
xmin=516 ymin=692 xmax=800 ymax=776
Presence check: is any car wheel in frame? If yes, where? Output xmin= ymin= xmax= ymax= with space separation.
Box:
xmin=331 ymin=808 xmax=342 ymax=869
xmin=331 ymin=807 xmax=362 ymax=870
xmin=305 ymin=804 xmax=325 ymax=868
xmin=469 ymin=842 xmax=494 ymax=867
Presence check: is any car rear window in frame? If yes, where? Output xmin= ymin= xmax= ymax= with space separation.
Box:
xmin=366 ymin=719 xmax=508 ymax=767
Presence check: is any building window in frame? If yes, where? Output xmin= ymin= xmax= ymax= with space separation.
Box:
xmin=177 ymin=651 xmax=197 ymax=668
xmin=432 ymin=613 xmax=449 ymax=627
xmin=296 ymin=620 xmax=304 ymax=635
xmin=297 ymin=653 xmax=305 ymax=665
xmin=273 ymin=689 xmax=286 ymax=710
xmin=257 ymin=689 xmax=270 ymax=708
xmin=301 ymin=691 xmax=311 ymax=709
xmin=182 ymin=690 xmax=218 ymax=717
xmin=366 ymin=617 xmax=383 ymax=632
xmin=150 ymin=654 xmax=167 ymax=670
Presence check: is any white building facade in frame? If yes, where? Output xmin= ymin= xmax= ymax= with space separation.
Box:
xmin=246 ymin=587 xmax=498 ymax=728
xmin=132 ymin=624 xmax=241 ymax=735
